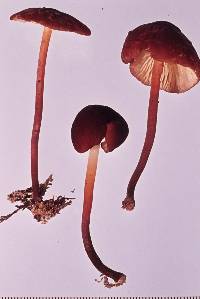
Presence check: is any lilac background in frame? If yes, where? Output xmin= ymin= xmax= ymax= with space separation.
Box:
xmin=0 ymin=0 xmax=200 ymax=296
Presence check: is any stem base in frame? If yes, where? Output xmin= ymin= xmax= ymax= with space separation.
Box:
xmin=122 ymin=196 xmax=135 ymax=211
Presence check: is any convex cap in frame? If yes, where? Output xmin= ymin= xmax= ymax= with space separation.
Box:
xmin=71 ymin=105 xmax=129 ymax=153
xmin=10 ymin=7 xmax=91 ymax=36
xmin=121 ymin=21 xmax=200 ymax=93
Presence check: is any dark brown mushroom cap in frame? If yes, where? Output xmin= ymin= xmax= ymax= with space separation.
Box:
xmin=10 ymin=7 xmax=91 ymax=36
xmin=121 ymin=21 xmax=200 ymax=93
xmin=71 ymin=105 xmax=129 ymax=153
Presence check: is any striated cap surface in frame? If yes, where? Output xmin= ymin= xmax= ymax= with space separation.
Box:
xmin=10 ymin=7 xmax=91 ymax=36
xmin=71 ymin=105 xmax=129 ymax=153
xmin=121 ymin=21 xmax=200 ymax=93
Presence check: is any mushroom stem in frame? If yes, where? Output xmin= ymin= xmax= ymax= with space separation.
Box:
xmin=82 ymin=144 xmax=126 ymax=287
xmin=122 ymin=60 xmax=164 ymax=211
xmin=31 ymin=26 xmax=52 ymax=202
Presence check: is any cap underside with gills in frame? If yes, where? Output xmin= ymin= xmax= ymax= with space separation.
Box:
xmin=121 ymin=21 xmax=200 ymax=93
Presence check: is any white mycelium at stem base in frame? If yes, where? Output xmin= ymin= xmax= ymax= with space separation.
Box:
xmin=122 ymin=60 xmax=164 ymax=211
xmin=31 ymin=27 xmax=52 ymax=202
xmin=82 ymin=144 xmax=126 ymax=288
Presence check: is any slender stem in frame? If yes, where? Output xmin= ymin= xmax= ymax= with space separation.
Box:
xmin=82 ymin=144 xmax=126 ymax=287
xmin=31 ymin=27 xmax=52 ymax=202
xmin=122 ymin=60 xmax=164 ymax=211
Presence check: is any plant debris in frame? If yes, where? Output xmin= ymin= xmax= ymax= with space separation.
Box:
xmin=0 ymin=175 xmax=75 ymax=224
xmin=95 ymin=273 xmax=126 ymax=288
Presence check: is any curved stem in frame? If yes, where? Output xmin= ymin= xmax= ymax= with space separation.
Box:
xmin=122 ymin=60 xmax=164 ymax=211
xmin=82 ymin=144 xmax=126 ymax=287
xmin=31 ymin=27 xmax=52 ymax=202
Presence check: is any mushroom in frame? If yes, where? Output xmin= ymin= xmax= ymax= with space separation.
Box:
xmin=10 ymin=7 xmax=91 ymax=202
xmin=71 ymin=105 xmax=129 ymax=288
xmin=121 ymin=21 xmax=200 ymax=211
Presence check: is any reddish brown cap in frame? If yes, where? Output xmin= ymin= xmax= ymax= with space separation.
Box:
xmin=10 ymin=7 xmax=91 ymax=36
xmin=71 ymin=105 xmax=129 ymax=153
xmin=121 ymin=21 xmax=200 ymax=93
